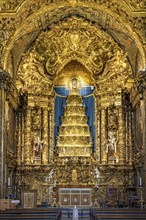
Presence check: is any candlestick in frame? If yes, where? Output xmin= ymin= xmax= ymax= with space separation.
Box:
xmin=139 ymin=177 xmax=142 ymax=186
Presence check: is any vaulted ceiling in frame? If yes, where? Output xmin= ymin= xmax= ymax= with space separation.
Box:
xmin=0 ymin=0 xmax=145 ymax=80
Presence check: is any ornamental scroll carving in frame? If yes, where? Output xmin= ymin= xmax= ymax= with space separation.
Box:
xmin=18 ymin=16 xmax=131 ymax=91
xmin=34 ymin=16 xmax=118 ymax=77
xmin=17 ymin=50 xmax=52 ymax=95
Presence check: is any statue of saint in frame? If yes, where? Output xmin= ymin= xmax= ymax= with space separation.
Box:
xmin=106 ymin=131 xmax=116 ymax=157
xmin=34 ymin=136 xmax=43 ymax=158
xmin=71 ymin=78 xmax=79 ymax=94
xmin=72 ymin=78 xmax=77 ymax=89
xmin=95 ymin=167 xmax=100 ymax=179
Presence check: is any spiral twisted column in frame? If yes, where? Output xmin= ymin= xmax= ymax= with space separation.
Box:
xmin=42 ymin=108 xmax=48 ymax=164
xmin=0 ymin=77 xmax=6 ymax=198
xmin=94 ymin=108 xmax=100 ymax=161
xmin=118 ymin=107 xmax=126 ymax=164
xmin=17 ymin=112 xmax=22 ymax=165
xmin=128 ymin=111 xmax=133 ymax=165
xmin=24 ymin=107 xmax=31 ymax=164
xmin=100 ymin=108 xmax=107 ymax=164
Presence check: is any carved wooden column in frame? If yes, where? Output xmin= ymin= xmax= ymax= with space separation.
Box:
xmin=24 ymin=107 xmax=31 ymax=164
xmin=142 ymin=83 xmax=146 ymax=203
xmin=128 ymin=110 xmax=133 ymax=165
xmin=17 ymin=112 xmax=22 ymax=165
xmin=118 ymin=107 xmax=126 ymax=164
xmin=135 ymin=70 xmax=146 ymax=203
xmin=42 ymin=108 xmax=48 ymax=164
xmin=95 ymin=108 xmax=100 ymax=161
xmin=49 ymin=111 xmax=54 ymax=162
xmin=100 ymin=108 xmax=107 ymax=164
xmin=144 ymin=91 xmax=146 ymax=203
xmin=0 ymin=73 xmax=6 ymax=198
xmin=22 ymin=112 xmax=25 ymax=163
xmin=48 ymin=95 xmax=55 ymax=162
xmin=125 ymin=98 xmax=133 ymax=165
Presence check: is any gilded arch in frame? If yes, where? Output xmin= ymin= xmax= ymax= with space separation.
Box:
xmin=2 ymin=1 xmax=145 ymax=77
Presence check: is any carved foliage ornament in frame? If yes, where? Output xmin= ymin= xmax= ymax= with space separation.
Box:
xmin=17 ymin=49 xmax=52 ymax=95
xmin=22 ymin=17 xmax=117 ymax=75
xmin=1 ymin=1 xmax=145 ymax=75
xmin=0 ymin=0 xmax=145 ymax=14
xmin=34 ymin=17 xmax=120 ymax=75
xmin=17 ymin=16 xmax=132 ymax=97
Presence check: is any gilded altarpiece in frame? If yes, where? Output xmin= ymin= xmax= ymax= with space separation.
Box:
xmin=15 ymin=16 xmax=136 ymax=206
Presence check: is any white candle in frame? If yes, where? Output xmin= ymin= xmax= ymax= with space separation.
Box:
xmin=8 ymin=177 xmax=11 ymax=186
xmin=140 ymin=177 xmax=142 ymax=186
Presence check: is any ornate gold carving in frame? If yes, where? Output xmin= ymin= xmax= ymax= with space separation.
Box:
xmin=125 ymin=0 xmax=146 ymax=10
xmin=42 ymin=108 xmax=49 ymax=165
xmin=24 ymin=107 xmax=31 ymax=164
xmin=1 ymin=0 xmax=144 ymax=205
xmin=117 ymin=107 xmax=126 ymax=164
xmin=17 ymin=112 xmax=22 ymax=166
xmin=0 ymin=0 xmax=25 ymax=12
xmin=72 ymin=169 xmax=78 ymax=183
xmin=48 ymin=96 xmax=55 ymax=162
xmin=18 ymin=50 xmax=52 ymax=95
xmin=33 ymin=16 xmax=122 ymax=77
xmin=100 ymin=109 xmax=107 ymax=164
xmin=54 ymin=61 xmax=94 ymax=86
xmin=57 ymin=79 xmax=92 ymax=157
xmin=1 ymin=0 xmax=145 ymax=76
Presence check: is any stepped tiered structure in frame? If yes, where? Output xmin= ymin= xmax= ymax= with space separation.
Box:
xmin=57 ymin=78 xmax=92 ymax=157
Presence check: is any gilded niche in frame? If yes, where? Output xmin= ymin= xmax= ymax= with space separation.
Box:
xmin=54 ymin=60 xmax=94 ymax=86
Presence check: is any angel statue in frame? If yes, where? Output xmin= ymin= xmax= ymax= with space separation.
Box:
xmin=48 ymin=169 xmax=54 ymax=183
xmin=95 ymin=167 xmax=100 ymax=179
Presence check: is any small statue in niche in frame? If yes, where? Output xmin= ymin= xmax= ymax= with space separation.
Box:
xmin=48 ymin=169 xmax=54 ymax=183
xmin=95 ymin=167 xmax=100 ymax=179
xmin=72 ymin=78 xmax=77 ymax=89
xmin=33 ymin=136 xmax=43 ymax=158
xmin=70 ymin=77 xmax=81 ymax=95
xmin=106 ymin=131 xmax=116 ymax=158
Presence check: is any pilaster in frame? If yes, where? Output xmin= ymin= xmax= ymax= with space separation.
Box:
xmin=0 ymin=71 xmax=19 ymax=198
xmin=42 ymin=108 xmax=48 ymax=164
xmin=0 ymin=72 xmax=6 ymax=198
xmin=95 ymin=109 xmax=100 ymax=161
xmin=134 ymin=69 xmax=146 ymax=204
xmin=24 ymin=107 xmax=31 ymax=164
xmin=128 ymin=110 xmax=133 ymax=165
xmin=100 ymin=108 xmax=107 ymax=164
xmin=118 ymin=106 xmax=126 ymax=164
xmin=17 ymin=112 xmax=22 ymax=166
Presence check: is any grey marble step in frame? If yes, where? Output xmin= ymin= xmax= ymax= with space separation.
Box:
xmin=61 ymin=208 xmax=91 ymax=219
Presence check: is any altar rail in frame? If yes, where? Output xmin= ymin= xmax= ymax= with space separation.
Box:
xmin=0 ymin=208 xmax=61 ymax=220
xmin=90 ymin=208 xmax=146 ymax=220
